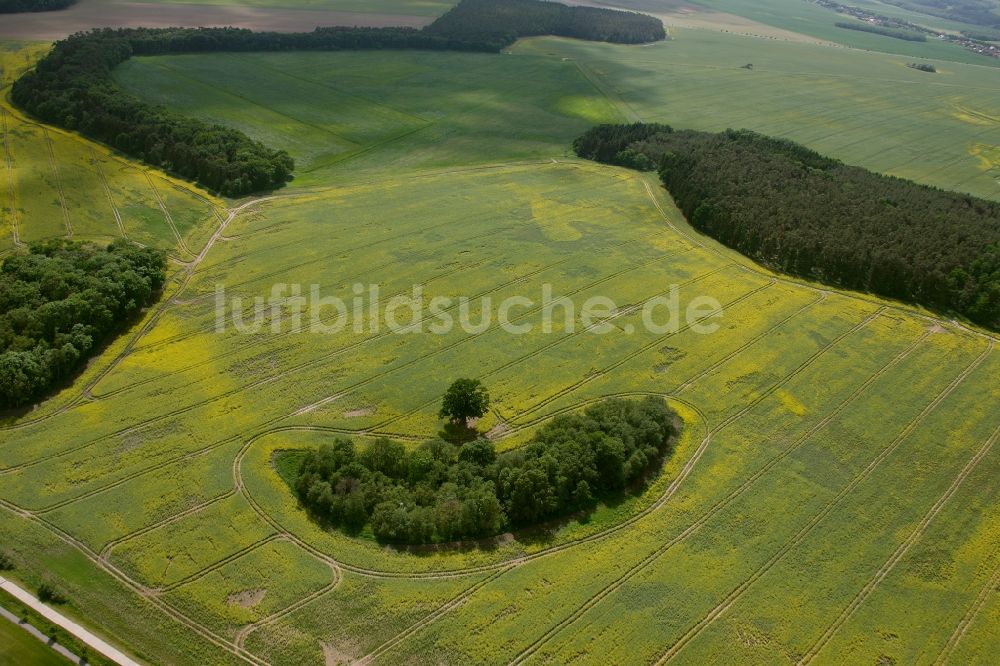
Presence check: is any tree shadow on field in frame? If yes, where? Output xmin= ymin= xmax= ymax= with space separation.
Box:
xmin=382 ymin=466 xmax=665 ymax=559
xmin=438 ymin=420 xmax=480 ymax=444
xmin=0 ymin=292 xmax=164 ymax=425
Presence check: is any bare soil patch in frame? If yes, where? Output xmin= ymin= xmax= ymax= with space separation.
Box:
xmin=343 ymin=406 xmax=375 ymax=418
xmin=486 ymin=420 xmax=512 ymax=441
xmin=227 ymin=588 xmax=266 ymax=608
xmin=0 ymin=0 xmax=432 ymax=41
xmin=321 ymin=640 xmax=356 ymax=666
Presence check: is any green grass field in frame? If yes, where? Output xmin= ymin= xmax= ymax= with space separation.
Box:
xmin=517 ymin=30 xmax=1000 ymax=200
xmin=114 ymin=30 xmax=1000 ymax=199
xmin=602 ymin=0 xmax=1000 ymax=65
xmin=0 ymin=618 xmax=70 ymax=666
xmin=1 ymin=14 xmax=999 ymax=666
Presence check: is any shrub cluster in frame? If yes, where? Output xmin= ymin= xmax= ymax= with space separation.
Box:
xmin=0 ymin=239 xmax=166 ymax=408
xmin=37 ymin=582 xmax=67 ymax=605
xmin=294 ymin=397 xmax=677 ymax=544
xmin=425 ymin=0 xmax=666 ymax=49
xmin=574 ymin=124 xmax=1000 ymax=330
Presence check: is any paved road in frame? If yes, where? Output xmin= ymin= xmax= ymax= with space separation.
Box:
xmin=0 ymin=577 xmax=142 ymax=666
xmin=0 ymin=602 xmax=84 ymax=664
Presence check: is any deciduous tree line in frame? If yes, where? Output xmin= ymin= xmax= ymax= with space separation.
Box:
xmin=425 ymin=0 xmax=666 ymax=49
xmin=0 ymin=0 xmax=74 ymax=13
xmin=574 ymin=123 xmax=1000 ymax=330
xmin=11 ymin=0 xmax=665 ymax=197
xmin=294 ymin=397 xmax=677 ymax=544
xmin=0 ymin=239 xmax=166 ymax=408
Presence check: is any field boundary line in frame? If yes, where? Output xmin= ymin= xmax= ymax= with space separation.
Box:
xmin=654 ymin=339 xmax=995 ymax=665
xmin=233 ymin=432 xmax=502 ymax=580
xmin=1 ymin=237 xmax=673 ymax=478
xmin=350 ymin=308 xmax=888 ymax=658
xmin=0 ymin=196 xmax=277 ymax=434
xmin=136 ymin=214 xmax=531 ymax=345
xmin=235 ymin=394 xmax=705 ymax=580
xmin=573 ymin=59 xmax=642 ymax=123
xmin=99 ymin=490 xmax=237 ymax=562
xmin=236 ymin=53 xmax=434 ymax=125
xmin=100 ymin=223 xmax=600 ymax=398
xmin=6 ymin=243 xmax=699 ymax=478
xmin=233 ymin=556 xmax=341 ymax=651
xmin=165 ymin=170 xmax=620 ymax=305
xmin=157 ymin=534 xmax=285 ymax=594
xmin=35 ymin=436 xmax=241 ymax=514
xmin=673 ymin=292 xmax=828 ymax=393
xmin=509 ymin=275 xmax=769 ymax=423
xmin=638 ymin=174 xmax=999 ymax=345
xmin=349 ymin=254 xmax=722 ymax=434
xmin=145 ymin=58 xmax=365 ymax=149
xmin=799 ymin=419 xmax=1000 ymax=664
xmin=504 ymin=289 xmax=826 ymax=429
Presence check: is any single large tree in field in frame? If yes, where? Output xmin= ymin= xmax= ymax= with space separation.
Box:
xmin=439 ymin=378 xmax=490 ymax=426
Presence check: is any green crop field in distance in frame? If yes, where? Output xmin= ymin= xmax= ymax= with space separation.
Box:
xmin=113 ymin=49 xmax=625 ymax=187
xmin=1 ymin=18 xmax=999 ymax=666
xmin=115 ymin=31 xmax=1000 ymax=200
xmin=515 ymin=29 xmax=1000 ymax=200
xmin=652 ymin=0 xmax=1000 ymax=65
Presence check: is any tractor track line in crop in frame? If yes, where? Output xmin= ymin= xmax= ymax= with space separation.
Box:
xmin=506 ymin=308 xmax=892 ymax=664
xmin=354 ymin=565 xmax=518 ymax=665
xmin=799 ymin=420 xmax=1000 ymax=664
xmin=41 ymin=127 xmax=72 ymax=237
xmin=143 ymin=170 xmax=195 ymax=260
xmin=0 ymin=196 xmax=280 ymax=433
xmin=233 ymin=556 xmax=342 ymax=651
xmin=0 ymin=245 xmax=702 ymax=481
xmin=513 ymin=278 xmax=774 ymax=422
xmin=934 ymin=555 xmax=1000 ymax=664
xmin=0 ymin=107 xmax=23 ymax=247
xmin=157 ymin=534 xmax=285 ymax=594
xmin=654 ymin=340 xmax=994 ymax=665
xmin=0 ymin=498 xmax=268 ymax=665
xmin=89 ymin=146 xmax=128 ymax=239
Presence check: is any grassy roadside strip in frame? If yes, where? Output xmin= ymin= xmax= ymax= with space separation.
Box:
xmin=0 ymin=601 xmax=75 ymax=665
xmin=0 ymin=585 xmax=115 ymax=666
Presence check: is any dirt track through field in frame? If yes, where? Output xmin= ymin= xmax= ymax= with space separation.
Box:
xmin=0 ymin=0 xmax=434 ymax=41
